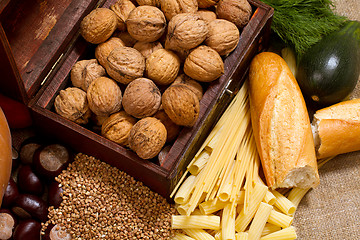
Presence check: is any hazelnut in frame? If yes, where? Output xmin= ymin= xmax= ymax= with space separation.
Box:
xmin=205 ymin=19 xmax=240 ymax=56
xmin=198 ymin=0 xmax=218 ymax=8
xmin=101 ymin=111 xmax=137 ymax=147
xmin=110 ymin=0 xmax=136 ymax=31
xmin=165 ymin=13 xmax=208 ymax=51
xmin=106 ymin=46 xmax=145 ymax=84
xmin=172 ymin=74 xmax=203 ymax=100
xmin=122 ymin=78 xmax=161 ymax=118
xmin=129 ymin=117 xmax=167 ymax=159
xmin=162 ymin=84 xmax=200 ymax=127
xmin=54 ymin=87 xmax=91 ymax=124
xmin=136 ymin=0 xmax=161 ymax=7
xmin=183 ymin=45 xmax=224 ymax=82
xmin=87 ymin=77 xmax=122 ymax=116
xmin=153 ymin=110 xmax=181 ymax=142
xmin=113 ymin=31 xmax=138 ymax=47
xmin=216 ymin=0 xmax=252 ymax=29
xmin=80 ymin=8 xmax=118 ymax=44
xmin=126 ymin=6 xmax=166 ymax=42
xmin=197 ymin=9 xmax=217 ymax=23
xmin=159 ymin=0 xmax=198 ymax=21
xmin=146 ymin=49 xmax=181 ymax=85
xmin=95 ymin=37 xmax=125 ymax=68
xmin=133 ymin=41 xmax=163 ymax=58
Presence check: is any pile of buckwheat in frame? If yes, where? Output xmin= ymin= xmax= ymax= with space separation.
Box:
xmin=42 ymin=153 xmax=176 ymax=239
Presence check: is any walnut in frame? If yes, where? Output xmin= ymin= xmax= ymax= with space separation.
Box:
xmin=197 ymin=0 xmax=219 ymax=8
xmin=165 ymin=13 xmax=208 ymax=51
xmin=205 ymin=19 xmax=239 ymax=56
xmin=162 ymin=84 xmax=199 ymax=127
xmin=122 ymin=78 xmax=161 ymax=118
xmin=197 ymin=10 xmax=217 ymax=23
xmin=216 ymin=0 xmax=252 ymax=28
xmin=80 ymin=8 xmax=118 ymax=44
xmin=133 ymin=41 xmax=163 ymax=58
xmin=172 ymin=74 xmax=203 ymax=100
xmin=101 ymin=111 xmax=137 ymax=147
xmin=129 ymin=117 xmax=167 ymax=159
xmin=159 ymin=0 xmax=198 ymax=21
xmin=87 ymin=77 xmax=122 ymax=116
xmin=136 ymin=0 xmax=161 ymax=7
xmin=106 ymin=46 xmax=145 ymax=84
xmin=54 ymin=87 xmax=91 ymax=124
xmin=184 ymin=45 xmax=224 ymax=82
xmin=95 ymin=37 xmax=125 ymax=68
xmin=126 ymin=6 xmax=166 ymax=42
xmin=154 ymin=110 xmax=181 ymax=142
xmin=71 ymin=59 xmax=106 ymax=91
xmin=110 ymin=0 xmax=136 ymax=31
xmin=113 ymin=31 xmax=138 ymax=47
xmin=146 ymin=49 xmax=180 ymax=85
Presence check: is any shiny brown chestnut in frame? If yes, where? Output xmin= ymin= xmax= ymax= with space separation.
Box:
xmin=2 ymin=178 xmax=19 ymax=208
xmin=0 ymin=212 xmax=15 ymax=240
xmin=33 ymin=144 xmax=72 ymax=178
xmin=13 ymin=219 xmax=41 ymax=240
xmin=19 ymin=137 xmax=43 ymax=165
xmin=17 ymin=165 xmax=43 ymax=196
xmin=42 ymin=224 xmax=71 ymax=240
xmin=11 ymin=194 xmax=48 ymax=222
xmin=47 ymin=181 xmax=63 ymax=208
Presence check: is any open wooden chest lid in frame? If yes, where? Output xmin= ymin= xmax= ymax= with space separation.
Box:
xmin=0 ymin=0 xmax=108 ymax=103
xmin=0 ymin=0 xmax=274 ymax=198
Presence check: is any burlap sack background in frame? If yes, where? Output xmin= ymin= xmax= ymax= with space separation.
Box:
xmin=292 ymin=1 xmax=360 ymax=239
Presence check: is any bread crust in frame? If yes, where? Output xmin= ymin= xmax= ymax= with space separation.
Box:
xmin=0 ymin=107 xmax=12 ymax=207
xmin=249 ymin=52 xmax=319 ymax=189
xmin=313 ymin=98 xmax=360 ymax=159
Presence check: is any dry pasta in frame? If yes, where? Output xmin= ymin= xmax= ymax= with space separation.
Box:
xmin=171 ymin=215 xmax=220 ymax=230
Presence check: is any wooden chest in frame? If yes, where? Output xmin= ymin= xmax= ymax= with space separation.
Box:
xmin=0 ymin=0 xmax=273 ymax=199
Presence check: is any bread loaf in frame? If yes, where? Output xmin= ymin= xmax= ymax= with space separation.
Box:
xmin=312 ymin=98 xmax=360 ymax=159
xmin=249 ymin=52 xmax=319 ymax=189
xmin=0 ymin=107 xmax=12 ymax=207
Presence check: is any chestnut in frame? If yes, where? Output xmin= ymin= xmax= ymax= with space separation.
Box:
xmin=13 ymin=219 xmax=41 ymax=240
xmin=12 ymin=146 xmax=20 ymax=171
xmin=2 ymin=178 xmax=19 ymax=208
xmin=11 ymin=194 xmax=48 ymax=222
xmin=47 ymin=181 xmax=63 ymax=208
xmin=42 ymin=224 xmax=71 ymax=240
xmin=0 ymin=209 xmax=18 ymax=227
xmin=19 ymin=137 xmax=43 ymax=165
xmin=17 ymin=165 xmax=43 ymax=196
xmin=0 ymin=212 xmax=15 ymax=240
xmin=33 ymin=144 xmax=72 ymax=178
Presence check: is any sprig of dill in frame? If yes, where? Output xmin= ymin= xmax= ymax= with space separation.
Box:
xmin=261 ymin=0 xmax=347 ymax=59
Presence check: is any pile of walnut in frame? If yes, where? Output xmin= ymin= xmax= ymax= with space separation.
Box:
xmin=54 ymin=0 xmax=252 ymax=160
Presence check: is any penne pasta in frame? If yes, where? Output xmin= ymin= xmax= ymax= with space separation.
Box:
xmin=267 ymin=209 xmax=293 ymax=228
xmin=189 ymin=150 xmax=211 ymax=175
xmin=172 ymin=215 xmax=220 ymax=230
xmin=271 ymin=189 xmax=296 ymax=215
xmin=235 ymin=232 xmax=248 ymax=240
xmin=175 ymin=175 xmax=197 ymax=204
xmin=172 ymin=232 xmax=196 ymax=240
xmin=259 ymin=226 xmax=297 ymax=240
xmin=287 ymin=187 xmax=310 ymax=207
xmin=183 ymin=229 xmax=216 ymax=240
xmin=199 ymin=198 xmax=228 ymax=215
xmin=247 ymin=202 xmax=273 ymax=240
xmin=221 ymin=203 xmax=236 ymax=240
xmin=261 ymin=223 xmax=282 ymax=237
xmin=235 ymin=183 xmax=268 ymax=232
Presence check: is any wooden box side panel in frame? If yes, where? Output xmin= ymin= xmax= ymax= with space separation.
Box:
xmin=30 ymin=104 xmax=171 ymax=198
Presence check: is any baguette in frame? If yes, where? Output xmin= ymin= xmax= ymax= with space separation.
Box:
xmin=312 ymin=98 xmax=360 ymax=159
xmin=0 ymin=107 xmax=12 ymax=207
xmin=248 ymin=52 xmax=319 ymax=189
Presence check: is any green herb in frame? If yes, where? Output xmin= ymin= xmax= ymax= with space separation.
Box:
xmin=261 ymin=0 xmax=347 ymax=59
